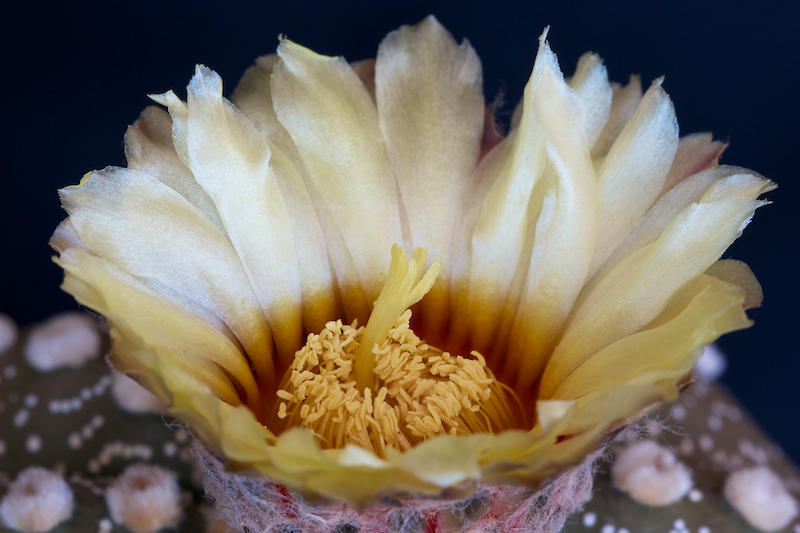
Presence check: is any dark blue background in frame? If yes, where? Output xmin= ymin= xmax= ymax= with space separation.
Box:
xmin=2 ymin=1 xmax=798 ymax=461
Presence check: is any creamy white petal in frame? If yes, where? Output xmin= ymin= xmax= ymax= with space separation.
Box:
xmin=591 ymin=166 xmax=767 ymax=286
xmin=505 ymin=42 xmax=601 ymax=391
xmin=375 ymin=15 xmax=484 ymax=340
xmin=568 ymin=52 xmax=612 ymax=149
xmin=148 ymin=91 xmax=190 ymax=164
xmin=50 ymin=217 xmax=89 ymax=254
xmin=452 ymin=43 xmax=548 ymax=355
xmin=124 ymin=106 xmax=226 ymax=232
xmin=234 ymin=53 xmax=378 ymax=323
xmin=268 ymin=146 xmax=341 ymax=333
xmin=588 ymin=80 xmax=679 ymax=276
xmin=58 ymin=167 xmax=275 ymax=386
xmin=231 ymin=57 xmax=340 ymax=331
xmin=351 ymin=59 xmax=376 ymax=102
xmin=661 ymin=132 xmax=726 ymax=194
xmin=180 ymin=66 xmax=303 ymax=369
xmin=448 ymin=130 xmax=517 ymax=350
xmin=230 ymin=55 xmax=303 ymax=166
xmin=590 ymin=75 xmax=643 ymax=159
xmin=271 ymin=40 xmax=404 ymax=307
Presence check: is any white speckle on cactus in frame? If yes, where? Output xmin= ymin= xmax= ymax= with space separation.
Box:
xmin=671 ymin=404 xmax=687 ymax=421
xmin=48 ymin=375 xmax=112 ymax=415
xmin=89 ymin=442 xmax=154 ymax=473
xmin=68 ymin=432 xmax=82 ymax=450
xmin=98 ymin=518 xmax=113 ymax=533
xmin=688 ymin=488 xmax=703 ymax=502
xmin=163 ymin=441 xmax=178 ymax=458
xmin=91 ymin=414 xmax=105 ymax=428
xmin=694 ymin=344 xmax=727 ymax=380
xmin=24 ymin=312 xmax=100 ymax=372
xmin=25 ymin=435 xmax=42 ymax=454
xmin=111 ymin=371 xmax=165 ymax=414
xmin=0 ymin=467 xmax=74 ymax=533
xmin=23 ymin=394 xmax=38 ymax=408
xmin=724 ymin=466 xmax=798 ymax=532
xmin=105 ymin=464 xmax=182 ymax=533
xmin=612 ymin=440 xmax=693 ymax=507
xmin=3 ymin=364 xmax=17 ymax=380
xmin=13 ymin=408 xmax=30 ymax=428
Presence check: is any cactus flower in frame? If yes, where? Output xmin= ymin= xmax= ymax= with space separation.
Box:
xmin=51 ymin=16 xmax=771 ymax=510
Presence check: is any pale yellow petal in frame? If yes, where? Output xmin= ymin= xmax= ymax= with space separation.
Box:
xmin=535 ymin=399 xmax=575 ymax=433
xmin=182 ymin=66 xmax=303 ymax=367
xmin=558 ymin=382 xmax=668 ymax=436
xmin=56 ymin=247 xmax=261 ymax=412
xmin=109 ymin=328 xmax=241 ymax=409
xmin=305 ymin=466 xmax=439 ymax=509
xmin=705 ymin=259 xmax=763 ymax=309
xmin=375 ymin=15 xmax=484 ymax=341
xmin=267 ymin=146 xmax=341 ymax=333
xmin=271 ymin=40 xmax=404 ymax=307
xmin=589 ymin=80 xmax=679 ymax=276
xmin=219 ymin=403 xmax=276 ymax=463
xmin=553 ymin=275 xmax=750 ymax=401
xmin=541 ymin=172 xmax=771 ymax=397
xmin=58 ymin=167 xmax=275 ymax=386
xmin=389 ymin=433 xmax=491 ymax=487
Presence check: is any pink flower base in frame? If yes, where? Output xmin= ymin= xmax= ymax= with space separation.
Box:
xmin=194 ymin=443 xmax=604 ymax=533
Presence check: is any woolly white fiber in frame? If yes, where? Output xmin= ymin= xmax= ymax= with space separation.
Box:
xmin=724 ymin=466 xmax=798 ymax=532
xmin=611 ymin=440 xmax=693 ymax=506
xmin=0 ymin=467 xmax=74 ymax=532
xmin=105 ymin=463 xmax=182 ymax=533
xmin=24 ymin=312 xmax=100 ymax=372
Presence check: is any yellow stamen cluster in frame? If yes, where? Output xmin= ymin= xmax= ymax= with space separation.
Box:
xmin=274 ymin=310 xmax=521 ymax=458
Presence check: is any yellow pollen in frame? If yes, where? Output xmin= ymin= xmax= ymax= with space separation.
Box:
xmin=274 ymin=310 xmax=521 ymax=458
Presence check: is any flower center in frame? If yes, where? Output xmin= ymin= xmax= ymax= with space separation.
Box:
xmin=272 ymin=246 xmax=524 ymax=458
